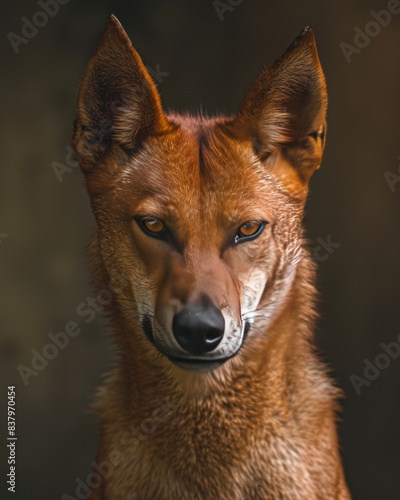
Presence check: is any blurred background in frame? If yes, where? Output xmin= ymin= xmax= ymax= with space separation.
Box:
xmin=1 ymin=0 xmax=399 ymax=498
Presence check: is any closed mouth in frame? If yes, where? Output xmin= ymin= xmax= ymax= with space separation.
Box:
xmin=141 ymin=315 xmax=250 ymax=372
xmin=170 ymin=357 xmax=228 ymax=372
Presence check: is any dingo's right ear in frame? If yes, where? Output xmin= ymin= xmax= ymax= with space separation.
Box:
xmin=73 ymin=15 xmax=170 ymax=174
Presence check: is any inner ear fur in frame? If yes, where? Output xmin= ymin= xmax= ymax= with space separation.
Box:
xmin=72 ymin=15 xmax=170 ymax=173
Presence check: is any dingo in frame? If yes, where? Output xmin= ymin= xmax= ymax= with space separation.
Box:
xmin=73 ymin=15 xmax=350 ymax=499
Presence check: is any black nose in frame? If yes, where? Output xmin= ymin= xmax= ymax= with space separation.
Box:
xmin=172 ymin=300 xmax=225 ymax=356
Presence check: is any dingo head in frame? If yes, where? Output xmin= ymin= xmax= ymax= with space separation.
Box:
xmin=73 ymin=16 xmax=327 ymax=373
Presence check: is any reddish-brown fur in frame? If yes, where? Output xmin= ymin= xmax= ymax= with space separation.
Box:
xmin=73 ymin=15 xmax=350 ymax=499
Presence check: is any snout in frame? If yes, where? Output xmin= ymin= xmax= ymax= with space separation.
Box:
xmin=172 ymin=299 xmax=225 ymax=356
xmin=148 ymin=289 xmax=245 ymax=372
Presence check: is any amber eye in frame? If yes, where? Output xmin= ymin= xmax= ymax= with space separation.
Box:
xmin=136 ymin=216 xmax=171 ymax=243
xmin=239 ymin=221 xmax=261 ymax=237
xmin=141 ymin=217 xmax=166 ymax=234
xmin=235 ymin=221 xmax=266 ymax=244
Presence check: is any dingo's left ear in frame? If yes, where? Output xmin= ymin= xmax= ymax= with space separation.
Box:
xmin=73 ymin=15 xmax=170 ymax=174
xmin=227 ymin=27 xmax=327 ymax=198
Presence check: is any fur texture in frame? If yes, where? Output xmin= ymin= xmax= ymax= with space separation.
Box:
xmin=72 ymin=15 xmax=350 ymax=499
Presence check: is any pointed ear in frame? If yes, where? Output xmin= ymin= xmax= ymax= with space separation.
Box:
xmin=227 ymin=27 xmax=327 ymax=198
xmin=72 ymin=15 xmax=170 ymax=173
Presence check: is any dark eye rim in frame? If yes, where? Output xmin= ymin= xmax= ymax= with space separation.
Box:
xmin=134 ymin=216 xmax=268 ymax=246
xmin=134 ymin=216 xmax=170 ymax=242
xmin=234 ymin=221 xmax=268 ymax=245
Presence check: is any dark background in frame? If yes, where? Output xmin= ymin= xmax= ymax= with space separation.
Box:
xmin=1 ymin=1 xmax=399 ymax=499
